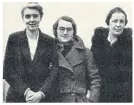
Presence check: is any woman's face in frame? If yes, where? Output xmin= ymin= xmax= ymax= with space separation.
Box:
xmin=23 ymin=8 xmax=41 ymax=32
xmin=57 ymin=19 xmax=74 ymax=44
xmin=109 ymin=12 xmax=126 ymax=36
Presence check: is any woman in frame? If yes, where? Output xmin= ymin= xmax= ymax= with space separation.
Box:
xmin=91 ymin=7 xmax=132 ymax=102
xmin=48 ymin=16 xmax=101 ymax=102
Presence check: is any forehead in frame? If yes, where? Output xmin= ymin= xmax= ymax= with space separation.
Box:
xmin=58 ymin=19 xmax=73 ymax=27
xmin=23 ymin=8 xmax=40 ymax=15
xmin=110 ymin=12 xmax=125 ymax=20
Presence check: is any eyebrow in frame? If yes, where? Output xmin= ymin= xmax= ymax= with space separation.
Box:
xmin=59 ymin=26 xmax=72 ymax=28
xmin=25 ymin=13 xmax=39 ymax=15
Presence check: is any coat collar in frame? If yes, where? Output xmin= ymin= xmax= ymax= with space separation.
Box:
xmin=57 ymin=36 xmax=85 ymax=73
xmin=19 ymin=29 xmax=48 ymax=64
xmin=92 ymin=27 xmax=132 ymax=47
xmin=73 ymin=36 xmax=86 ymax=50
xmin=57 ymin=36 xmax=85 ymax=51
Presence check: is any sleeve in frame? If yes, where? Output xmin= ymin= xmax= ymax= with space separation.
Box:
xmin=91 ymin=27 xmax=106 ymax=67
xmin=39 ymin=66 xmax=59 ymax=95
xmin=39 ymin=39 xmax=59 ymax=95
xmin=3 ymin=35 xmax=29 ymax=96
xmin=85 ymin=48 xmax=101 ymax=102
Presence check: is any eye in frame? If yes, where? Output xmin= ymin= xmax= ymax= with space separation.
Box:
xmin=67 ymin=28 xmax=72 ymax=31
xmin=112 ymin=19 xmax=118 ymax=23
xmin=25 ymin=15 xmax=31 ymax=19
xmin=33 ymin=14 xmax=39 ymax=18
xmin=59 ymin=27 xmax=65 ymax=31
xmin=120 ymin=20 xmax=125 ymax=23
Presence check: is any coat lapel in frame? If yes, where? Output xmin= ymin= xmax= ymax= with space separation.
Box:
xmin=66 ymin=37 xmax=85 ymax=67
xmin=19 ymin=30 xmax=31 ymax=63
xmin=58 ymin=36 xmax=86 ymax=73
xmin=58 ymin=51 xmax=73 ymax=72
xmin=66 ymin=47 xmax=84 ymax=67
xmin=32 ymin=31 xmax=48 ymax=64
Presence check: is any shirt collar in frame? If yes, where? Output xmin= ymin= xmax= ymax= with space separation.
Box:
xmin=26 ymin=30 xmax=39 ymax=40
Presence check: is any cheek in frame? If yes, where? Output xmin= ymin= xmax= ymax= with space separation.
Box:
xmin=23 ymin=19 xmax=29 ymax=24
xmin=69 ymin=34 xmax=74 ymax=39
xmin=57 ymin=33 xmax=62 ymax=39
xmin=69 ymin=31 xmax=74 ymax=37
xmin=121 ymin=24 xmax=125 ymax=28
xmin=36 ymin=20 xmax=40 ymax=23
xmin=109 ymin=24 xmax=114 ymax=30
xmin=36 ymin=18 xmax=41 ymax=23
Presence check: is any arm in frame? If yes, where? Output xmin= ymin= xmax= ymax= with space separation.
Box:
xmin=3 ymin=35 xmax=29 ymax=96
xmin=27 ymin=40 xmax=59 ymax=102
xmin=85 ymin=49 xmax=101 ymax=102
xmin=25 ymin=66 xmax=59 ymax=103
xmin=39 ymin=39 xmax=59 ymax=95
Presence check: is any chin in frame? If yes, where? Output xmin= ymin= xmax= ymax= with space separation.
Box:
xmin=114 ymin=32 xmax=122 ymax=36
xmin=29 ymin=28 xmax=37 ymax=31
xmin=61 ymin=39 xmax=69 ymax=43
xmin=62 ymin=41 xmax=69 ymax=44
xmin=60 ymin=40 xmax=70 ymax=44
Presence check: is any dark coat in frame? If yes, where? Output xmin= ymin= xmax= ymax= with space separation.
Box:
xmin=91 ymin=27 xmax=132 ymax=102
xmin=3 ymin=29 xmax=55 ymax=102
xmin=52 ymin=37 xmax=101 ymax=102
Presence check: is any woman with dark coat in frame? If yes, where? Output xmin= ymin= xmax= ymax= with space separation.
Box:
xmin=91 ymin=7 xmax=132 ymax=102
xmin=46 ymin=16 xmax=101 ymax=102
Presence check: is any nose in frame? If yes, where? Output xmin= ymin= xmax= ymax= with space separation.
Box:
xmin=116 ymin=21 xmax=121 ymax=27
xmin=63 ymin=29 xmax=67 ymax=35
xmin=30 ymin=16 xmax=35 ymax=21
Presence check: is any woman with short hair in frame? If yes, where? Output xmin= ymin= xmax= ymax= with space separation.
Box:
xmin=91 ymin=7 xmax=132 ymax=102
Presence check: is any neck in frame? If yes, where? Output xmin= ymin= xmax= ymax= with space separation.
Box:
xmin=108 ymin=32 xmax=118 ymax=45
xmin=60 ymin=40 xmax=73 ymax=46
xmin=26 ymin=29 xmax=38 ymax=39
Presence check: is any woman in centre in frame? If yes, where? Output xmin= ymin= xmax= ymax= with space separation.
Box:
xmin=49 ymin=16 xmax=101 ymax=102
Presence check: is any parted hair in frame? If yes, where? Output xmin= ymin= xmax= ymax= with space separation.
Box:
xmin=53 ymin=16 xmax=77 ymax=39
xmin=21 ymin=2 xmax=43 ymax=19
xmin=105 ymin=7 xmax=128 ymax=25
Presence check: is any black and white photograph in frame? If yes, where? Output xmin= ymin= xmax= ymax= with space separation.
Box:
xmin=2 ymin=1 xmax=132 ymax=103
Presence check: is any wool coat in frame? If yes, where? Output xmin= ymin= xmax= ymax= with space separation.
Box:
xmin=3 ymin=29 xmax=55 ymax=102
xmin=91 ymin=27 xmax=132 ymax=102
xmin=49 ymin=37 xmax=101 ymax=102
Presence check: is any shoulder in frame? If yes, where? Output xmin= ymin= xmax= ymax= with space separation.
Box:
xmin=42 ymin=33 xmax=54 ymax=40
xmin=8 ymin=30 xmax=25 ymax=41
xmin=93 ymin=26 xmax=108 ymax=36
xmin=91 ymin=27 xmax=108 ymax=48
xmin=119 ymin=27 xmax=132 ymax=44
xmin=123 ymin=27 xmax=132 ymax=36
xmin=92 ymin=26 xmax=108 ymax=42
xmin=121 ymin=27 xmax=132 ymax=39
xmin=40 ymin=32 xmax=55 ymax=45
xmin=9 ymin=30 xmax=24 ymax=37
xmin=39 ymin=29 xmax=54 ymax=42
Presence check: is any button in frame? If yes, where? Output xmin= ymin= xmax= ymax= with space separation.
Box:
xmin=71 ymin=93 xmax=75 ymax=96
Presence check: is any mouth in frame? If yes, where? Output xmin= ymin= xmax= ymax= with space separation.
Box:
xmin=29 ymin=24 xmax=36 ymax=25
xmin=115 ymin=29 xmax=122 ymax=32
xmin=62 ymin=35 xmax=69 ymax=38
xmin=28 ymin=23 xmax=37 ymax=26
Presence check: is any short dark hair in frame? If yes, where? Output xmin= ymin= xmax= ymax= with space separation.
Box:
xmin=21 ymin=2 xmax=43 ymax=19
xmin=105 ymin=7 xmax=128 ymax=25
xmin=53 ymin=16 xmax=77 ymax=38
